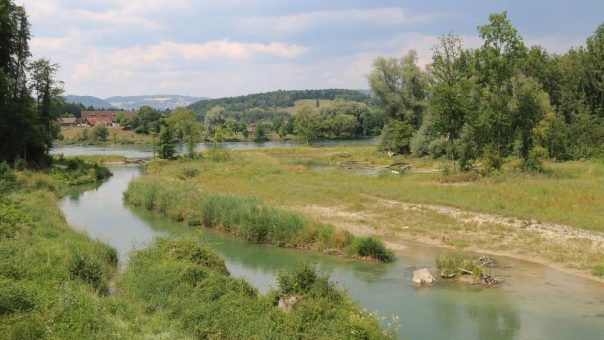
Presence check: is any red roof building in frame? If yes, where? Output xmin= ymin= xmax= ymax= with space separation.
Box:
xmin=84 ymin=116 xmax=114 ymax=126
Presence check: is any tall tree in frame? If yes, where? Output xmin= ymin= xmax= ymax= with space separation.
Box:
xmin=294 ymin=106 xmax=320 ymax=146
xmin=30 ymin=58 xmax=64 ymax=148
xmin=0 ymin=1 xmax=61 ymax=166
xmin=475 ymin=12 xmax=527 ymax=162
xmin=508 ymin=74 xmax=551 ymax=162
xmin=157 ymin=121 xmax=175 ymax=159
xmin=427 ymin=34 xmax=479 ymax=171
xmin=368 ymin=50 xmax=427 ymax=129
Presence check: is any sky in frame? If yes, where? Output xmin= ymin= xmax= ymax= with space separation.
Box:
xmin=18 ymin=0 xmax=604 ymax=99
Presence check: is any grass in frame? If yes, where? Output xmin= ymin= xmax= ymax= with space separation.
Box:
xmin=124 ymin=176 xmax=395 ymax=262
xmin=1 ymin=162 xmax=391 ymax=338
xmin=119 ymin=237 xmax=392 ymax=339
xmin=60 ymin=154 xmax=127 ymax=164
xmin=138 ymin=145 xmax=604 ymax=277
xmin=285 ymin=99 xmax=334 ymax=114
xmin=436 ymin=252 xmax=485 ymax=278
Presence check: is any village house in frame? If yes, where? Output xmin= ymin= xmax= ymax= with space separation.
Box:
xmin=80 ymin=111 xmax=137 ymax=126
xmin=58 ymin=117 xmax=77 ymax=127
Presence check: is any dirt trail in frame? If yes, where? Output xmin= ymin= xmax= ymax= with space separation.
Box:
xmin=368 ymin=195 xmax=604 ymax=247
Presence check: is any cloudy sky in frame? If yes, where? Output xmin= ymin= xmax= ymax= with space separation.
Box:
xmin=18 ymin=0 xmax=604 ymax=98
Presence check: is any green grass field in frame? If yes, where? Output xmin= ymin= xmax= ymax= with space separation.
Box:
xmin=140 ymin=146 xmax=604 ymax=277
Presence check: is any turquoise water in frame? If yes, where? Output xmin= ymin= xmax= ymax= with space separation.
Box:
xmin=59 ymin=166 xmax=604 ymax=339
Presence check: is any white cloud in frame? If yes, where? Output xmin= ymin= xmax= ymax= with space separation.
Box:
xmin=238 ymin=8 xmax=437 ymax=35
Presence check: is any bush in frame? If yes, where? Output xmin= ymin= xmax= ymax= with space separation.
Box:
xmin=592 ymin=264 xmax=604 ymax=277
xmin=0 ymin=279 xmax=37 ymax=315
xmin=348 ymin=237 xmax=395 ymax=262
xmin=69 ymin=252 xmax=109 ymax=293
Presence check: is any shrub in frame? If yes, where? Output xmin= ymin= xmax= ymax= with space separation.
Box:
xmin=0 ymin=279 xmax=37 ymax=315
xmin=69 ymin=252 xmax=109 ymax=293
xmin=348 ymin=237 xmax=395 ymax=262
xmin=592 ymin=264 xmax=604 ymax=277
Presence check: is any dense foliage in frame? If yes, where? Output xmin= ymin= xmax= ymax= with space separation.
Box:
xmin=370 ymin=12 xmax=604 ymax=171
xmin=188 ymin=89 xmax=371 ymax=120
xmin=0 ymin=0 xmax=63 ymax=166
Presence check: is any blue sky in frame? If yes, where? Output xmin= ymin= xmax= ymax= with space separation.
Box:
xmin=19 ymin=0 xmax=604 ymax=98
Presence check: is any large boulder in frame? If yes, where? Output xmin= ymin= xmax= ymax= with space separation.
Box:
xmin=413 ymin=268 xmax=436 ymax=285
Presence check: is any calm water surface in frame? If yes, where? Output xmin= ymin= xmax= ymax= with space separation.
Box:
xmin=52 ymin=139 xmax=378 ymax=158
xmin=59 ymin=166 xmax=604 ymax=340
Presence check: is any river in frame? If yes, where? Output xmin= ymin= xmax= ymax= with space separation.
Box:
xmin=59 ymin=165 xmax=604 ymax=339
xmin=52 ymin=139 xmax=378 ymax=158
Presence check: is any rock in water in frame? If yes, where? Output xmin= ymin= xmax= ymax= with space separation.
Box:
xmin=413 ymin=268 xmax=436 ymax=285
xmin=278 ymin=295 xmax=301 ymax=312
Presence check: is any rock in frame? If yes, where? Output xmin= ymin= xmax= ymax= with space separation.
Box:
xmin=278 ymin=295 xmax=301 ymax=312
xmin=412 ymin=268 xmax=436 ymax=285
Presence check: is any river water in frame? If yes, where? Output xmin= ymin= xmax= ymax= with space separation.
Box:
xmin=52 ymin=139 xmax=378 ymax=158
xmin=59 ymin=165 xmax=604 ymax=339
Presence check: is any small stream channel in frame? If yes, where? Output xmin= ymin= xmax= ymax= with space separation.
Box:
xmin=59 ymin=165 xmax=604 ymax=340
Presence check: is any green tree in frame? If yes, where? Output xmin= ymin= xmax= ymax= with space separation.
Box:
xmin=129 ymin=106 xmax=162 ymax=134
xmin=379 ymin=119 xmax=414 ymax=156
xmin=475 ymin=12 xmax=527 ymax=164
xmin=427 ymin=34 xmax=479 ymax=171
xmin=252 ymin=122 xmax=270 ymax=142
xmin=157 ymin=121 xmax=175 ymax=159
xmin=368 ymin=50 xmax=428 ymax=129
xmin=204 ymin=106 xmax=227 ymax=138
xmin=533 ymin=111 xmax=568 ymax=160
xmin=293 ymin=106 xmax=320 ymax=145
xmin=91 ymin=123 xmax=109 ymax=142
xmin=508 ymin=74 xmax=551 ymax=164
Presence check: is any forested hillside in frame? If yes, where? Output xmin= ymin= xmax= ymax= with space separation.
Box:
xmin=188 ymin=89 xmax=370 ymax=119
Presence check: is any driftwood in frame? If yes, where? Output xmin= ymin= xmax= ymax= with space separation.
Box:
xmin=457 ymin=267 xmax=473 ymax=275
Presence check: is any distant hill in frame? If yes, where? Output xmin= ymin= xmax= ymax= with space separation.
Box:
xmin=64 ymin=95 xmax=114 ymax=109
xmin=106 ymin=95 xmax=207 ymax=110
xmin=188 ymin=89 xmax=370 ymax=119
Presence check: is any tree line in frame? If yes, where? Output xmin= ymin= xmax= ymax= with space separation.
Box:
xmin=0 ymin=0 xmax=65 ymax=167
xmin=187 ymin=89 xmax=371 ymax=120
xmin=371 ymin=12 xmax=604 ymax=172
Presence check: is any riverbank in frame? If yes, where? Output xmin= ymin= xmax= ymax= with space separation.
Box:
xmin=0 ymin=162 xmax=392 ymax=338
xmin=124 ymin=176 xmax=395 ymax=262
xmin=138 ymin=145 xmax=604 ymax=279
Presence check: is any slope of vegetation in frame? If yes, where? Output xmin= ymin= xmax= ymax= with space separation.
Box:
xmin=124 ymin=175 xmax=395 ymax=262
xmin=0 ymin=162 xmax=189 ymax=338
xmin=120 ymin=237 xmax=392 ymax=339
xmin=1 ymin=161 xmax=392 ymax=338
xmin=188 ymin=89 xmax=370 ymax=119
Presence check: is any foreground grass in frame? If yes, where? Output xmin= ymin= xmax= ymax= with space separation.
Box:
xmin=0 ymin=164 xmax=191 ymax=338
xmin=1 ymin=161 xmax=391 ymax=338
xmin=139 ymin=146 xmax=604 ymax=277
xmin=125 ymin=176 xmax=395 ymax=262
xmin=120 ymin=237 xmax=392 ymax=339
